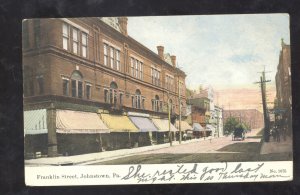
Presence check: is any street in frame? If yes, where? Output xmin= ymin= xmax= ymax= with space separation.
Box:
xmin=144 ymin=128 xmax=261 ymax=155
xmin=90 ymin=128 xmax=293 ymax=165
xmin=24 ymin=128 xmax=292 ymax=166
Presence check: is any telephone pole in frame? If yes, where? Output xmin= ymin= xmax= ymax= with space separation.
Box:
xmin=177 ymin=69 xmax=182 ymax=144
xmin=168 ymin=92 xmax=172 ymax=146
xmin=255 ymin=68 xmax=271 ymax=142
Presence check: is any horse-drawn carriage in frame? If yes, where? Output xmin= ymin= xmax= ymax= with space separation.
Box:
xmin=232 ymin=128 xmax=245 ymax=141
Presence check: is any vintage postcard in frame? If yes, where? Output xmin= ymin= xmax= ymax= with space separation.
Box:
xmin=23 ymin=14 xmax=292 ymax=185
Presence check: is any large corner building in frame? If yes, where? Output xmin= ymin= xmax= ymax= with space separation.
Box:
xmin=23 ymin=17 xmax=187 ymax=157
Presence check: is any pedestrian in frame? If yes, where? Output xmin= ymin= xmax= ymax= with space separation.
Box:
xmin=283 ymin=127 xmax=287 ymax=141
xmin=183 ymin=133 xmax=187 ymax=141
xmin=276 ymin=128 xmax=280 ymax=142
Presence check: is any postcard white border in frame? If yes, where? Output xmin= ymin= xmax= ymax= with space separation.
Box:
xmin=25 ymin=161 xmax=293 ymax=186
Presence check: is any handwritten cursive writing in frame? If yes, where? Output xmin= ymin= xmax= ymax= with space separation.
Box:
xmin=119 ymin=162 xmax=290 ymax=184
xmin=122 ymin=164 xmax=198 ymax=183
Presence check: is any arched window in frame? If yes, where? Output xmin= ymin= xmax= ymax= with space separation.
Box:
xmin=109 ymin=82 xmax=118 ymax=105
xmin=152 ymin=95 xmax=163 ymax=112
xmin=71 ymin=71 xmax=83 ymax=98
xmin=135 ymin=89 xmax=141 ymax=109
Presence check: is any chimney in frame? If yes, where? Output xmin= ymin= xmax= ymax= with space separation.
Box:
xmin=171 ymin=55 xmax=176 ymax=67
xmin=157 ymin=46 xmax=164 ymax=60
xmin=118 ymin=17 xmax=128 ymax=36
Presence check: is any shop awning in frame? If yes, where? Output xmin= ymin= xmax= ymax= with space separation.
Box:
xmin=205 ymin=124 xmax=215 ymax=132
xmin=24 ymin=109 xmax=48 ymax=135
xmin=152 ymin=118 xmax=178 ymax=132
xmin=176 ymin=121 xmax=193 ymax=131
xmin=100 ymin=114 xmax=139 ymax=132
xmin=129 ymin=116 xmax=158 ymax=132
xmin=192 ymin=123 xmax=204 ymax=131
xmin=56 ymin=110 xmax=109 ymax=134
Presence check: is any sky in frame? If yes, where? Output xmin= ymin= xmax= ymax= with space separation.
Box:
xmin=127 ymin=14 xmax=290 ymax=110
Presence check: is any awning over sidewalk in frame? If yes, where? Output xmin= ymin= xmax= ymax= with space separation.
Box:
xmin=129 ymin=116 xmax=158 ymax=132
xmin=176 ymin=121 xmax=193 ymax=131
xmin=192 ymin=123 xmax=204 ymax=131
xmin=24 ymin=109 xmax=48 ymax=135
xmin=152 ymin=118 xmax=178 ymax=132
xmin=205 ymin=124 xmax=215 ymax=132
xmin=100 ymin=114 xmax=139 ymax=132
xmin=56 ymin=110 xmax=109 ymax=134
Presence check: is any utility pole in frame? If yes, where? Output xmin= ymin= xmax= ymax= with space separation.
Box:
xmin=168 ymin=92 xmax=172 ymax=146
xmin=255 ymin=72 xmax=271 ymax=142
xmin=177 ymin=71 xmax=182 ymax=144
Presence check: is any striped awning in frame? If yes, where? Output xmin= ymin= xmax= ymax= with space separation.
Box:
xmin=175 ymin=120 xmax=193 ymax=131
xmin=24 ymin=109 xmax=48 ymax=135
xmin=129 ymin=116 xmax=158 ymax=132
xmin=100 ymin=114 xmax=139 ymax=132
xmin=56 ymin=110 xmax=109 ymax=134
xmin=152 ymin=118 xmax=178 ymax=132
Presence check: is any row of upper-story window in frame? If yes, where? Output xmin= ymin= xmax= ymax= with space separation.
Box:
xmin=61 ymin=22 xmax=182 ymax=93
xmin=62 ymin=77 xmax=179 ymax=113
xmin=24 ymin=75 xmax=182 ymax=115
xmin=24 ymin=76 xmax=44 ymax=97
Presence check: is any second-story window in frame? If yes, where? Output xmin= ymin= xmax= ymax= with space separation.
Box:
xmin=152 ymin=95 xmax=161 ymax=112
xmin=135 ymin=89 xmax=143 ymax=109
xmin=37 ymin=76 xmax=44 ymax=95
xmin=77 ymin=81 xmax=83 ymax=98
xmin=119 ymin=93 xmax=123 ymax=105
xmin=62 ymin=23 xmax=69 ymax=50
xmin=71 ymin=71 xmax=83 ymax=98
xmin=62 ymin=78 xmax=69 ymax=96
xmin=86 ymin=83 xmax=91 ymax=99
xmin=72 ymin=28 xmax=78 ymax=54
xmin=81 ymin=32 xmax=88 ymax=58
xmin=109 ymin=82 xmax=118 ymax=105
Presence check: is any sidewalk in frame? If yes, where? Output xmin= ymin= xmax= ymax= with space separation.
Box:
xmin=260 ymin=135 xmax=293 ymax=155
xmin=25 ymin=137 xmax=207 ymax=166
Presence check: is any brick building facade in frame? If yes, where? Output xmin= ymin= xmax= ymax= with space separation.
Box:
xmin=274 ymin=39 xmax=292 ymax=135
xmin=23 ymin=17 xmax=187 ymax=157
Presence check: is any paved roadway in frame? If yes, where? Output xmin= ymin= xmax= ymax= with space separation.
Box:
xmin=87 ymin=128 xmax=262 ymax=165
xmin=142 ymin=128 xmax=261 ymax=155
